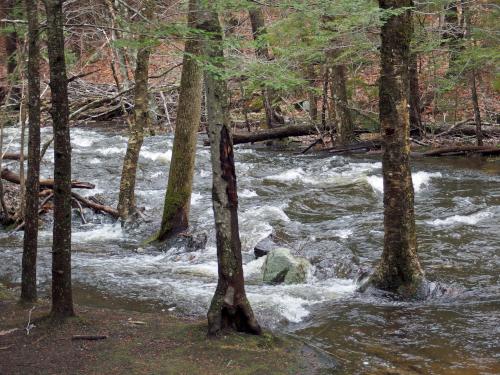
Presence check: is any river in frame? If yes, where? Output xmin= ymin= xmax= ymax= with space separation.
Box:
xmin=1 ymin=124 xmax=499 ymax=374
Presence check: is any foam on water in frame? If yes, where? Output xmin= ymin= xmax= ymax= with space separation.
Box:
xmin=239 ymin=189 xmax=258 ymax=198
xmin=426 ymin=210 xmax=493 ymax=227
xmin=367 ymin=171 xmax=442 ymax=194
xmin=72 ymin=223 xmax=125 ymax=242
xmin=97 ymin=146 xmax=126 ymax=155
xmin=191 ymin=192 xmax=203 ymax=205
xmin=140 ymin=150 xmax=172 ymax=163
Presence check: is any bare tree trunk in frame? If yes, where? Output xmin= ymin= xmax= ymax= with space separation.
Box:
xmin=409 ymin=51 xmax=423 ymax=137
xmin=4 ymin=0 xmax=18 ymax=78
xmin=44 ymin=0 xmax=74 ymax=318
xmin=248 ymin=7 xmax=279 ymax=128
xmin=202 ymin=8 xmax=261 ymax=337
xmin=21 ymin=0 xmax=41 ymax=303
xmin=306 ymin=65 xmax=318 ymax=122
xmin=154 ymin=0 xmax=204 ymax=241
xmin=330 ymin=63 xmax=354 ymax=145
xmin=470 ymin=69 xmax=483 ymax=146
xmin=117 ymin=0 xmax=154 ymax=220
xmin=365 ymin=0 xmax=425 ymax=298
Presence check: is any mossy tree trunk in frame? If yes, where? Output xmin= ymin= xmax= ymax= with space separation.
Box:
xmin=44 ymin=0 xmax=74 ymax=318
xmin=21 ymin=0 xmax=41 ymax=303
xmin=202 ymin=9 xmax=261 ymax=337
xmin=117 ymin=0 xmax=155 ymax=220
xmin=155 ymin=0 xmax=204 ymax=241
xmin=249 ymin=7 xmax=280 ymax=128
xmin=367 ymin=0 xmax=425 ymax=298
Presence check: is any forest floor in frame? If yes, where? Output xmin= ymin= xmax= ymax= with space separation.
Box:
xmin=0 ymin=283 xmax=334 ymax=375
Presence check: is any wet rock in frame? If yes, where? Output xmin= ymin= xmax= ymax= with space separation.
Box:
xmin=254 ymin=237 xmax=278 ymax=258
xmin=186 ymin=231 xmax=208 ymax=252
xmin=262 ymin=248 xmax=311 ymax=285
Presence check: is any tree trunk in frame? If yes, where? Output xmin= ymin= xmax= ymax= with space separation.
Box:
xmin=409 ymin=52 xmax=423 ymax=137
xmin=470 ymin=69 xmax=483 ymax=146
xmin=306 ymin=65 xmax=318 ymax=122
xmin=117 ymin=0 xmax=154 ymax=220
xmin=21 ymin=0 xmax=41 ymax=303
xmin=4 ymin=0 xmax=17 ymax=78
xmin=248 ymin=7 xmax=279 ymax=128
xmin=330 ymin=63 xmax=354 ymax=145
xmin=44 ymin=0 xmax=74 ymax=318
xmin=155 ymin=0 xmax=204 ymax=241
xmin=366 ymin=0 xmax=425 ymax=298
xmin=202 ymin=8 xmax=261 ymax=337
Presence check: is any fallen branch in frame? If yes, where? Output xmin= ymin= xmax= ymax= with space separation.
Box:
xmin=71 ymin=335 xmax=108 ymax=341
xmin=1 ymin=168 xmax=95 ymax=189
xmin=327 ymin=140 xmax=382 ymax=154
xmin=423 ymin=145 xmax=500 ymax=157
xmin=71 ymin=192 xmax=119 ymax=218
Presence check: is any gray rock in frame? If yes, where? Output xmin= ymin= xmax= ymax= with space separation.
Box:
xmin=262 ymin=248 xmax=311 ymax=285
xmin=254 ymin=237 xmax=277 ymax=258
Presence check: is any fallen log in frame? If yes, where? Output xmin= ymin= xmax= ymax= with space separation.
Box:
xmin=327 ymin=140 xmax=382 ymax=154
xmin=203 ymin=123 xmax=319 ymax=146
xmin=1 ymin=168 xmax=95 ymax=189
xmin=71 ymin=192 xmax=119 ymax=218
xmin=2 ymin=152 xmax=20 ymax=160
xmin=432 ymin=123 xmax=500 ymax=137
xmin=423 ymin=145 xmax=500 ymax=157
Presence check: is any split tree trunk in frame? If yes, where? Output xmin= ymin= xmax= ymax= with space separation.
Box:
xmin=202 ymin=8 xmax=261 ymax=337
xmin=117 ymin=0 xmax=154 ymax=220
xmin=366 ymin=0 xmax=425 ymax=298
xmin=155 ymin=0 xmax=204 ymax=241
xmin=21 ymin=0 xmax=41 ymax=303
xmin=44 ymin=0 xmax=74 ymax=318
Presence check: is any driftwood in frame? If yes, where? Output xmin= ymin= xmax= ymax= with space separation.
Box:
xmin=13 ymin=192 xmax=54 ymax=231
xmin=423 ymin=145 xmax=500 ymax=157
xmin=71 ymin=192 xmax=119 ymax=218
xmin=1 ymin=168 xmax=95 ymax=189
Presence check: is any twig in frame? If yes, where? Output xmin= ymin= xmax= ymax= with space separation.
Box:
xmin=25 ymin=306 xmax=35 ymax=335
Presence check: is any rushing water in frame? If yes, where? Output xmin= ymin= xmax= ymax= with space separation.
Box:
xmin=1 ymin=124 xmax=499 ymax=374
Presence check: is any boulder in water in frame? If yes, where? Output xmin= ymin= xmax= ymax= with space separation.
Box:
xmin=254 ymin=236 xmax=277 ymax=258
xmin=262 ymin=248 xmax=311 ymax=284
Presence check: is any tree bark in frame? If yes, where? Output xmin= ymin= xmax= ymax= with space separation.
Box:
xmin=3 ymin=0 xmax=17 ymax=78
xmin=21 ymin=0 xmax=41 ymax=303
xmin=470 ymin=69 xmax=483 ymax=146
xmin=330 ymin=63 xmax=354 ymax=145
xmin=409 ymin=52 xmax=423 ymax=137
xmin=248 ymin=7 xmax=280 ymax=128
xmin=365 ymin=0 xmax=425 ymax=298
xmin=155 ymin=0 xmax=204 ymax=241
xmin=44 ymin=0 xmax=74 ymax=318
xmin=117 ymin=0 xmax=154 ymax=220
xmin=202 ymin=8 xmax=261 ymax=337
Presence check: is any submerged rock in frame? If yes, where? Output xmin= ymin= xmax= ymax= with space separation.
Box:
xmin=262 ymin=248 xmax=311 ymax=284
